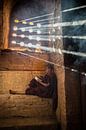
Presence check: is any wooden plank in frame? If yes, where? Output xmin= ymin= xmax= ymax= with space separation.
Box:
xmin=0 ymin=94 xmax=57 ymax=127
xmin=0 ymin=95 xmax=53 ymax=118
xmin=0 ymin=71 xmax=45 ymax=93
xmin=0 ymin=51 xmax=49 ymax=71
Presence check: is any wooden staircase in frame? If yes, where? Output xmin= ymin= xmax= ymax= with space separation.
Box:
xmin=0 ymin=94 xmax=58 ymax=130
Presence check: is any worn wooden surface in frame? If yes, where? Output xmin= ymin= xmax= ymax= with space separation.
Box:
xmin=0 ymin=71 xmax=45 ymax=94
xmin=0 ymin=51 xmax=49 ymax=71
xmin=0 ymin=94 xmax=57 ymax=127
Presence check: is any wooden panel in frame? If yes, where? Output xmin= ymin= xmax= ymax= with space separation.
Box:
xmin=0 ymin=51 xmax=49 ymax=70
xmin=0 ymin=71 xmax=45 ymax=94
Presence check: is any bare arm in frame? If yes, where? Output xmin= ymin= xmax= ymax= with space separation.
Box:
xmin=36 ymin=77 xmax=50 ymax=87
xmin=38 ymin=80 xmax=50 ymax=87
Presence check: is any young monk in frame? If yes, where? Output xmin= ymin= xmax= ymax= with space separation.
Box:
xmin=9 ymin=63 xmax=58 ymax=111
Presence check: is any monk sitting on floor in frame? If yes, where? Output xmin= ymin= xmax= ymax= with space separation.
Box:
xmin=9 ymin=63 xmax=58 ymax=111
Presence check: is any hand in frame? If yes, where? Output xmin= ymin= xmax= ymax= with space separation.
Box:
xmin=37 ymin=78 xmax=42 ymax=83
xmin=35 ymin=76 xmax=42 ymax=82
xmin=35 ymin=76 xmax=39 ymax=81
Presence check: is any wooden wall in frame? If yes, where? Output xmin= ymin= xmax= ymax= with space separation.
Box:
xmin=0 ymin=51 xmax=49 ymax=93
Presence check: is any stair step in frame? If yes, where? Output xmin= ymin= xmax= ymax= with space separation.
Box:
xmin=0 ymin=117 xmax=57 ymax=127
xmin=0 ymin=94 xmax=57 ymax=128
xmin=0 ymin=94 xmax=54 ymax=117
xmin=0 ymin=124 xmax=58 ymax=130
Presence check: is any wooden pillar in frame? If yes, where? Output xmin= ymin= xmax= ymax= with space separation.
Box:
xmin=0 ymin=1 xmax=3 ymax=49
xmin=50 ymin=0 xmax=67 ymax=130
xmin=3 ymin=0 xmax=13 ymax=49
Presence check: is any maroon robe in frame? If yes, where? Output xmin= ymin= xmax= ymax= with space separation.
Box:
xmin=25 ymin=73 xmax=58 ymax=111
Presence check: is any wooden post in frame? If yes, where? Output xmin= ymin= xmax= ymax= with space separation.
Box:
xmin=3 ymin=0 xmax=13 ymax=49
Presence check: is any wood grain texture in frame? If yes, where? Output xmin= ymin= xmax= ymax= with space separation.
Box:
xmin=0 ymin=94 xmax=57 ymax=127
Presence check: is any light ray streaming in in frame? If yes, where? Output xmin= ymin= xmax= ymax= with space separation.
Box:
xmin=17 ymin=51 xmax=86 ymax=77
